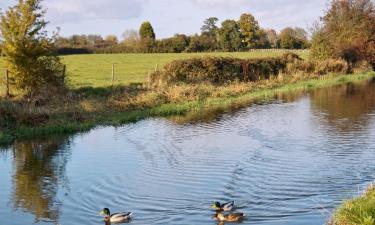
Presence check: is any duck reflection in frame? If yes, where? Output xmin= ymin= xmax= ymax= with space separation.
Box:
xmin=10 ymin=136 xmax=71 ymax=223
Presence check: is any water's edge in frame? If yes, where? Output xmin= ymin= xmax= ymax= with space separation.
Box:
xmin=1 ymin=72 xmax=374 ymax=148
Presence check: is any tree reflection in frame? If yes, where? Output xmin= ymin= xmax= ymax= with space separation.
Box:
xmin=10 ymin=136 xmax=71 ymax=223
xmin=170 ymin=90 xmax=306 ymax=125
xmin=310 ymin=79 xmax=375 ymax=131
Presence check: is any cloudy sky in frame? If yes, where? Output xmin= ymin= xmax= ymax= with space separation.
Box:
xmin=1 ymin=0 xmax=328 ymax=39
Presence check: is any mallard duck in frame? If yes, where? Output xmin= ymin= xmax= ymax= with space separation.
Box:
xmin=215 ymin=212 xmax=245 ymax=222
xmin=99 ymin=208 xmax=132 ymax=223
xmin=211 ymin=201 xmax=235 ymax=212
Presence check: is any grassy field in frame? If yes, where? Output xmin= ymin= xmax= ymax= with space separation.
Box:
xmin=0 ymin=51 xmax=308 ymax=90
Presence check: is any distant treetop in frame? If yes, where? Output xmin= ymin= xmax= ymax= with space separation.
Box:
xmin=139 ymin=21 xmax=156 ymax=41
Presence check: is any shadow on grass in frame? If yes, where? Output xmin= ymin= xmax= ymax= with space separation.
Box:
xmin=73 ymin=82 xmax=145 ymax=98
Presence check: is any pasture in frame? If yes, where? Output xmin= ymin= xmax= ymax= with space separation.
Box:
xmin=0 ymin=51 xmax=308 ymax=91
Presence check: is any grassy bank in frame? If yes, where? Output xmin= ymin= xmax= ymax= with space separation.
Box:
xmin=332 ymin=184 xmax=375 ymax=225
xmin=1 ymin=71 xmax=373 ymax=147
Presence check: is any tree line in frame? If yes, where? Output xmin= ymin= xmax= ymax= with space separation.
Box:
xmin=54 ymin=14 xmax=310 ymax=55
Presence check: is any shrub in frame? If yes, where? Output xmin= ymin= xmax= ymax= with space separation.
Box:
xmin=281 ymin=52 xmax=302 ymax=63
xmin=286 ymin=60 xmax=316 ymax=75
xmin=314 ymin=59 xmax=349 ymax=75
xmin=149 ymin=53 xmax=355 ymax=86
xmin=0 ymin=101 xmax=49 ymax=128
xmin=286 ymin=59 xmax=349 ymax=75
xmin=150 ymin=53 xmax=298 ymax=85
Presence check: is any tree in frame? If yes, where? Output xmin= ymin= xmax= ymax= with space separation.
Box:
xmin=0 ymin=0 xmax=65 ymax=98
xmin=122 ymin=29 xmax=140 ymax=52
xmin=87 ymin=35 xmax=104 ymax=47
xmin=201 ymin=17 xmax=219 ymax=50
xmin=186 ymin=34 xmax=216 ymax=52
xmin=238 ymin=13 xmax=260 ymax=49
xmin=265 ymin=29 xmax=278 ymax=48
xmin=170 ymin=34 xmax=189 ymax=53
xmin=218 ymin=20 xmax=242 ymax=52
xmin=294 ymin=28 xmax=308 ymax=42
xmin=311 ymin=0 xmax=375 ymax=68
xmin=278 ymin=27 xmax=309 ymax=49
xmin=255 ymin=29 xmax=271 ymax=49
xmin=122 ymin=29 xmax=139 ymax=43
xmin=139 ymin=21 xmax=155 ymax=53
xmin=139 ymin=21 xmax=155 ymax=40
xmin=105 ymin=35 xmax=118 ymax=45
xmin=310 ymin=25 xmax=334 ymax=60
xmin=201 ymin=17 xmax=219 ymax=37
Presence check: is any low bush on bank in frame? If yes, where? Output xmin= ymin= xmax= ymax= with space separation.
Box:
xmin=149 ymin=53 xmax=296 ymax=85
xmin=0 ymin=101 xmax=50 ymax=128
xmin=332 ymin=185 xmax=375 ymax=225
xmin=287 ymin=59 xmax=350 ymax=75
xmin=150 ymin=53 xmax=355 ymax=86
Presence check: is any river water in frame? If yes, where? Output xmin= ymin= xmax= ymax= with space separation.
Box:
xmin=1 ymin=78 xmax=375 ymax=225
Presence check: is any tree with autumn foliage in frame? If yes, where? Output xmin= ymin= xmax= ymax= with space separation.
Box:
xmin=0 ymin=0 xmax=65 ymax=99
xmin=311 ymin=0 xmax=375 ymax=69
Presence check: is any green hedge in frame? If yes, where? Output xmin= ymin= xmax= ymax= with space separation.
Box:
xmin=151 ymin=53 xmax=301 ymax=85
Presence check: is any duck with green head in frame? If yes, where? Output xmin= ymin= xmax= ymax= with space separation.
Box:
xmin=211 ymin=201 xmax=235 ymax=212
xmin=99 ymin=208 xmax=132 ymax=224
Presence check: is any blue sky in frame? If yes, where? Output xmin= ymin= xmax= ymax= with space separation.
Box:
xmin=1 ymin=0 xmax=328 ymax=39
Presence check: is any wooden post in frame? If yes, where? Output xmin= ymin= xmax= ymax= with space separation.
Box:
xmin=154 ymin=64 xmax=158 ymax=72
xmin=147 ymin=71 xmax=151 ymax=89
xmin=62 ymin=65 xmax=66 ymax=85
xmin=4 ymin=69 xmax=10 ymax=97
xmin=112 ymin=63 xmax=115 ymax=86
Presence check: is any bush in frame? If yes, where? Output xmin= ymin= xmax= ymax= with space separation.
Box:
xmin=0 ymin=101 xmax=49 ymax=128
xmin=281 ymin=52 xmax=302 ymax=63
xmin=314 ymin=59 xmax=349 ymax=75
xmin=286 ymin=59 xmax=349 ymax=75
xmin=150 ymin=53 xmax=298 ymax=85
xmin=150 ymin=54 xmax=355 ymax=86
xmin=286 ymin=60 xmax=316 ymax=74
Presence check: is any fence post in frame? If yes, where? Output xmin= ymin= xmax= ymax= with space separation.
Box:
xmin=61 ymin=65 xmax=66 ymax=85
xmin=111 ymin=63 xmax=115 ymax=86
xmin=5 ymin=69 xmax=10 ymax=98
xmin=147 ymin=71 xmax=151 ymax=89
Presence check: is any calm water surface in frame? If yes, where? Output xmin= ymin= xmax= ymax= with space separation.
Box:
xmin=1 ymin=79 xmax=375 ymax=225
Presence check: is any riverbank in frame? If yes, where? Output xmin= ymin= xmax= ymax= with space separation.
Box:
xmin=331 ymin=184 xmax=375 ymax=225
xmin=1 ymin=71 xmax=374 ymax=147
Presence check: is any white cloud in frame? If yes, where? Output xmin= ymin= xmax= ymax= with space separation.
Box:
xmin=190 ymin=0 xmax=248 ymax=8
xmin=45 ymin=0 xmax=148 ymax=23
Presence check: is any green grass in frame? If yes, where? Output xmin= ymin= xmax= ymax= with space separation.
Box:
xmin=0 ymin=51 xmax=309 ymax=90
xmin=333 ymin=185 xmax=375 ymax=225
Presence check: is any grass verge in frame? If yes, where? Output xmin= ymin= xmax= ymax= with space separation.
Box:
xmin=332 ymin=184 xmax=375 ymax=225
xmin=0 ymin=71 xmax=374 ymax=147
